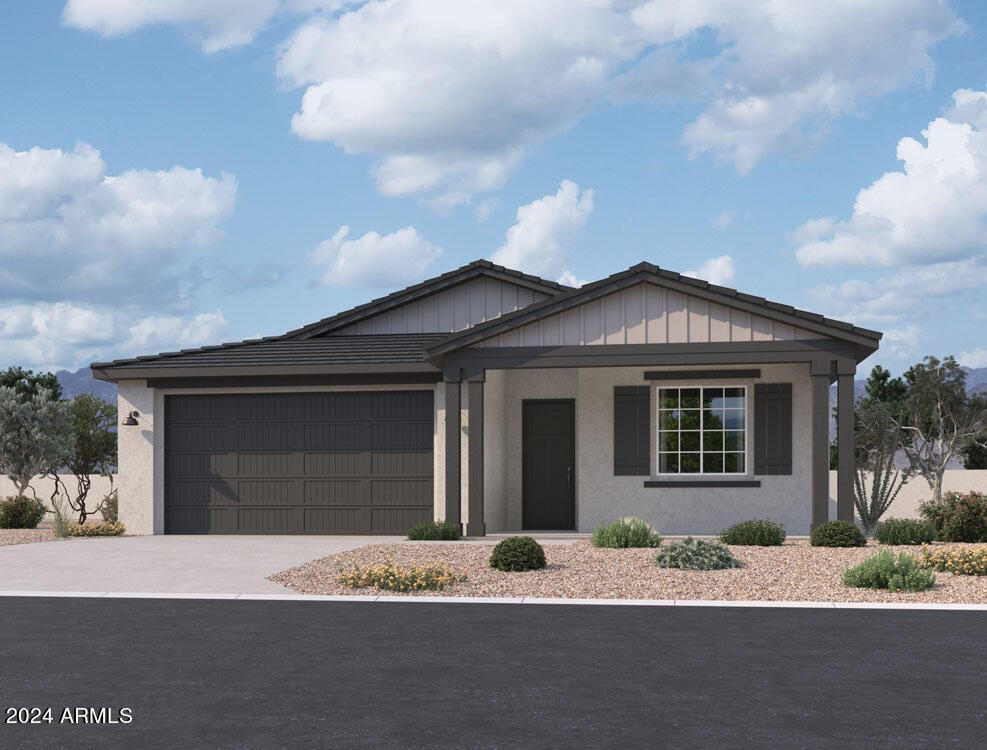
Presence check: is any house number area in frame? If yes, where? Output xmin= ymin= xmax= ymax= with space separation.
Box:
xmin=5 ymin=707 xmax=133 ymax=725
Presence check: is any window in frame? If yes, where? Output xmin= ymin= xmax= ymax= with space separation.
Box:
xmin=657 ymin=386 xmax=746 ymax=475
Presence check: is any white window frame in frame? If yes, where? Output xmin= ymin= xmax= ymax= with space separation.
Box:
xmin=654 ymin=383 xmax=750 ymax=477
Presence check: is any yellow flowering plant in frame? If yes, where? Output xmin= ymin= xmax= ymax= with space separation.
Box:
xmin=338 ymin=560 xmax=467 ymax=592
xmin=919 ymin=544 xmax=987 ymax=576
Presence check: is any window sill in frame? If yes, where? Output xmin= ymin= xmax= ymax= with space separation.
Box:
xmin=643 ymin=479 xmax=761 ymax=488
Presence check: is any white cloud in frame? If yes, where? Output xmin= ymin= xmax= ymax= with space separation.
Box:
xmin=795 ymin=88 xmax=987 ymax=268
xmin=63 ymin=0 xmax=281 ymax=53
xmin=557 ymin=271 xmax=588 ymax=288
xmin=684 ymin=255 xmax=735 ymax=286
xmin=0 ymin=302 xmax=228 ymax=370
xmin=274 ymin=0 xmax=958 ymax=198
xmin=0 ymin=141 xmax=236 ymax=305
xmin=959 ymin=348 xmax=987 ymax=369
xmin=68 ymin=1 xmax=960 ymax=197
xmin=307 ymin=225 xmax=442 ymax=287
xmin=712 ymin=211 xmax=734 ymax=229
xmin=490 ymin=180 xmax=594 ymax=279
xmin=882 ymin=325 xmax=922 ymax=360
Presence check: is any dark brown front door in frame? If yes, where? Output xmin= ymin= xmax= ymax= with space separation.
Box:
xmin=522 ymin=400 xmax=575 ymax=530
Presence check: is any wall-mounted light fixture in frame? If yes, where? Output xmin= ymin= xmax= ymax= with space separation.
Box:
xmin=122 ymin=411 xmax=139 ymax=426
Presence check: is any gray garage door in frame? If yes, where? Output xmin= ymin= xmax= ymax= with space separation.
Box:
xmin=165 ymin=391 xmax=434 ymax=534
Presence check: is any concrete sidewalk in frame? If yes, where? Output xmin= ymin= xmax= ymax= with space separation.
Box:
xmin=0 ymin=535 xmax=402 ymax=594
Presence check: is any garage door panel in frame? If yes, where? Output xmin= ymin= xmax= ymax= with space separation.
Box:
xmin=371 ymin=452 xmax=431 ymax=476
xmin=238 ymin=480 xmax=296 ymax=505
xmin=304 ymin=452 xmax=368 ymax=477
xmin=305 ymin=507 xmax=366 ymax=533
xmin=371 ymin=391 xmax=432 ymax=419
xmin=237 ymin=452 xmax=298 ymax=477
xmin=167 ymin=480 xmax=237 ymax=506
xmin=239 ymin=423 xmax=299 ymax=451
xmin=169 ymin=425 xmax=236 ymax=452
xmin=371 ymin=422 xmax=432 ymax=450
xmin=165 ymin=391 xmax=433 ymax=534
xmin=238 ymin=507 xmax=296 ymax=533
xmin=169 ymin=452 xmax=237 ymax=478
xmin=169 ymin=396 xmax=237 ymax=423
xmin=304 ymin=479 xmax=368 ymax=505
xmin=302 ymin=422 xmax=369 ymax=450
xmin=371 ymin=507 xmax=430 ymax=533
xmin=371 ymin=479 xmax=432 ymax=505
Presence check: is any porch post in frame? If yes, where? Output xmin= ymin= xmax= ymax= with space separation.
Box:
xmin=810 ymin=360 xmax=832 ymax=529
xmin=443 ymin=371 xmax=462 ymax=531
xmin=837 ymin=362 xmax=856 ymax=522
xmin=466 ymin=370 xmax=486 ymax=537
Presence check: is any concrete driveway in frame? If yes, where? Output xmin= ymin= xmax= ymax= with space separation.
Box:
xmin=0 ymin=535 xmax=401 ymax=595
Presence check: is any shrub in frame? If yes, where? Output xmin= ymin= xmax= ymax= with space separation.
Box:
xmin=591 ymin=517 xmax=663 ymax=548
xmin=719 ymin=519 xmax=786 ymax=546
xmin=919 ymin=492 xmax=987 ymax=543
xmin=489 ymin=536 xmax=547 ymax=572
xmin=337 ymin=560 xmax=466 ymax=592
xmin=64 ymin=521 xmax=125 ymax=537
xmin=0 ymin=496 xmax=46 ymax=529
xmin=100 ymin=492 xmax=119 ymax=523
xmin=919 ymin=545 xmax=987 ymax=576
xmin=842 ymin=550 xmax=935 ymax=592
xmin=810 ymin=520 xmax=866 ymax=548
xmin=873 ymin=518 xmax=935 ymax=545
xmin=655 ymin=537 xmax=740 ymax=571
xmin=407 ymin=520 xmax=461 ymax=541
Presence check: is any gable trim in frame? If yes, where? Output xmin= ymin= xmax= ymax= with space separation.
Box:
xmin=426 ymin=267 xmax=881 ymax=358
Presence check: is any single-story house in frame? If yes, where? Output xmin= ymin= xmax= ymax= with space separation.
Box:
xmin=92 ymin=259 xmax=880 ymax=536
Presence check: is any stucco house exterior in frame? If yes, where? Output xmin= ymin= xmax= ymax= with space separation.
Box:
xmin=92 ymin=259 xmax=880 ymax=537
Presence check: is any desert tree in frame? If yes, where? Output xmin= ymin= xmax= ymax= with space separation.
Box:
xmin=50 ymin=393 xmax=118 ymax=524
xmin=0 ymin=386 xmax=72 ymax=497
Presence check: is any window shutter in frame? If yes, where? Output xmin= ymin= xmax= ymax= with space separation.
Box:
xmin=614 ymin=386 xmax=650 ymax=475
xmin=754 ymin=383 xmax=792 ymax=475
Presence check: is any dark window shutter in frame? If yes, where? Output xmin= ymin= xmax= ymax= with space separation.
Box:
xmin=754 ymin=383 xmax=792 ymax=475
xmin=614 ymin=386 xmax=650 ymax=475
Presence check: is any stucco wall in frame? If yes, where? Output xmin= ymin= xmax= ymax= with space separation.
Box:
xmin=0 ymin=475 xmax=117 ymax=517
xmin=573 ymin=364 xmax=815 ymax=534
xmin=829 ymin=469 xmax=987 ymax=522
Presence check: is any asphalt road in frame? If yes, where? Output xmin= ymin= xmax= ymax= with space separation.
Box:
xmin=1 ymin=597 xmax=984 ymax=749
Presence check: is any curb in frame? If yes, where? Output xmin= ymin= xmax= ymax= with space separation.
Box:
xmin=1 ymin=590 xmax=985 ymax=611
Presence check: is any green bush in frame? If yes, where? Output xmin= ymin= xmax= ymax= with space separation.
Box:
xmin=64 ymin=521 xmax=125 ymax=537
xmin=0 ymin=496 xmax=46 ymax=529
xmin=338 ymin=560 xmax=466 ymax=592
xmin=873 ymin=518 xmax=936 ymax=545
xmin=655 ymin=537 xmax=740 ymax=571
xmin=810 ymin=520 xmax=866 ymax=548
xmin=100 ymin=493 xmax=119 ymax=523
xmin=489 ymin=536 xmax=547 ymax=572
xmin=407 ymin=520 xmax=461 ymax=541
xmin=719 ymin=519 xmax=786 ymax=546
xmin=919 ymin=492 xmax=987 ymax=543
xmin=591 ymin=517 xmax=663 ymax=548
xmin=842 ymin=550 xmax=935 ymax=592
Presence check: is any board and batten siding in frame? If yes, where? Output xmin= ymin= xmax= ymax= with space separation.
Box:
xmin=335 ymin=277 xmax=552 ymax=335
xmin=475 ymin=283 xmax=820 ymax=347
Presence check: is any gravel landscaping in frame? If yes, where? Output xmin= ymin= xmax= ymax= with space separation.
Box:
xmin=269 ymin=539 xmax=987 ymax=604
xmin=0 ymin=522 xmax=63 ymax=546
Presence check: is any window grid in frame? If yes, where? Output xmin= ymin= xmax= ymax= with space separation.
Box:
xmin=657 ymin=386 xmax=747 ymax=475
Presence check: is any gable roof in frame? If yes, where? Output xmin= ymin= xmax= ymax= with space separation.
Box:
xmin=283 ymin=259 xmax=571 ymax=339
xmin=425 ymin=262 xmax=882 ymax=359
xmin=91 ymin=260 xmax=568 ymax=377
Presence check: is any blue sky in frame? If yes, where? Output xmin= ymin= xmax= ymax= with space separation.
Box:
xmin=2 ymin=1 xmax=986 ymax=374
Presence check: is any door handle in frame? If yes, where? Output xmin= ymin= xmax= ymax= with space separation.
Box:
xmin=567 ymin=465 xmax=572 ymax=488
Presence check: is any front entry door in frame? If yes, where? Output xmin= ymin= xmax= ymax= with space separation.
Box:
xmin=522 ymin=400 xmax=575 ymax=530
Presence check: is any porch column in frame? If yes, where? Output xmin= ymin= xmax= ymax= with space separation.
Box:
xmin=466 ymin=370 xmax=486 ymax=537
xmin=837 ymin=362 xmax=856 ymax=522
xmin=810 ymin=360 xmax=832 ymax=529
xmin=443 ymin=372 xmax=462 ymax=531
